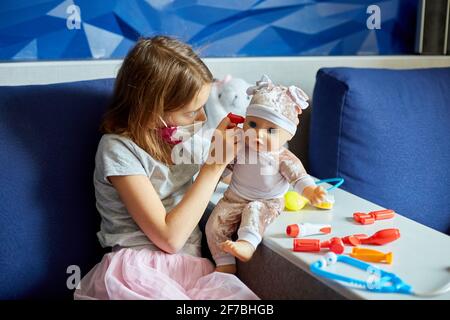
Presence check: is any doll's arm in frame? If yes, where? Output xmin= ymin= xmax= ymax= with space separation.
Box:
xmin=279 ymin=149 xmax=315 ymax=189
xmin=279 ymin=149 xmax=326 ymax=204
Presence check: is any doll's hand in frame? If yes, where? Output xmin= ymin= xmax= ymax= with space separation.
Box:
xmin=302 ymin=186 xmax=326 ymax=205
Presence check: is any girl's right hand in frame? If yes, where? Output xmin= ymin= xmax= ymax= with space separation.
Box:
xmin=205 ymin=116 xmax=243 ymax=167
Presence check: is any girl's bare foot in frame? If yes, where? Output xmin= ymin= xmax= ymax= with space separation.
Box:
xmin=221 ymin=240 xmax=255 ymax=262
xmin=215 ymin=264 xmax=236 ymax=274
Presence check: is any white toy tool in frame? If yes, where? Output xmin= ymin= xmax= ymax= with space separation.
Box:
xmin=286 ymin=223 xmax=332 ymax=238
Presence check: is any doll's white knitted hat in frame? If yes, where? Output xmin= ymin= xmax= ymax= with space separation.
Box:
xmin=245 ymin=75 xmax=309 ymax=135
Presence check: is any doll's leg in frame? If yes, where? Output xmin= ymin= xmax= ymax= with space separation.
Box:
xmin=221 ymin=198 xmax=284 ymax=262
xmin=205 ymin=190 xmax=246 ymax=273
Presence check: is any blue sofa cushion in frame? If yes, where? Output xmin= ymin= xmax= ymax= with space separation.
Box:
xmin=309 ymin=67 xmax=450 ymax=235
xmin=0 ymin=78 xmax=114 ymax=299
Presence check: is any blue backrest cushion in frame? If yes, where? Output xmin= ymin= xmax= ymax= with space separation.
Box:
xmin=0 ymin=78 xmax=114 ymax=299
xmin=309 ymin=67 xmax=450 ymax=235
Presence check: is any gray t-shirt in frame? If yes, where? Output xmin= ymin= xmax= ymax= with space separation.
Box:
xmin=94 ymin=133 xmax=203 ymax=256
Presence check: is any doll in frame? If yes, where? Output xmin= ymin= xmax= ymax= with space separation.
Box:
xmin=205 ymin=75 xmax=327 ymax=274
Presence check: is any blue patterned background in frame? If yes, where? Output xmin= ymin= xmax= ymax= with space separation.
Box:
xmin=0 ymin=0 xmax=419 ymax=60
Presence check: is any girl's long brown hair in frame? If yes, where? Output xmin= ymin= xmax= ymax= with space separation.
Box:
xmin=101 ymin=36 xmax=213 ymax=164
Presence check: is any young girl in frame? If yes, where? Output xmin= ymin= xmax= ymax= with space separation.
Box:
xmin=74 ymin=36 xmax=258 ymax=300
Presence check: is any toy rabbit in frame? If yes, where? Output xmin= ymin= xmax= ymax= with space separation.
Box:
xmin=205 ymin=75 xmax=327 ymax=274
xmin=204 ymin=75 xmax=252 ymax=132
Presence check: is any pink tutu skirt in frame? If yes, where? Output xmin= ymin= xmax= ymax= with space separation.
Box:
xmin=74 ymin=247 xmax=259 ymax=300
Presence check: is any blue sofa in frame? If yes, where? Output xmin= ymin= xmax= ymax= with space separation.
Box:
xmin=309 ymin=67 xmax=450 ymax=235
xmin=0 ymin=79 xmax=114 ymax=299
xmin=0 ymin=67 xmax=449 ymax=299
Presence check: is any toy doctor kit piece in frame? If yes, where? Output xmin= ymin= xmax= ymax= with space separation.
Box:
xmin=349 ymin=248 xmax=393 ymax=264
xmin=344 ymin=229 xmax=401 ymax=246
xmin=227 ymin=112 xmax=245 ymax=125
xmin=284 ymin=191 xmax=308 ymax=211
xmin=341 ymin=234 xmax=366 ymax=246
xmin=286 ymin=223 xmax=332 ymax=238
xmin=293 ymin=237 xmax=345 ymax=254
xmin=310 ymin=252 xmax=450 ymax=297
xmin=354 ymin=209 xmax=395 ymax=225
xmin=293 ymin=228 xmax=400 ymax=256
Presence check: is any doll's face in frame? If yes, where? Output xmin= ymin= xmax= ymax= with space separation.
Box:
xmin=242 ymin=116 xmax=292 ymax=152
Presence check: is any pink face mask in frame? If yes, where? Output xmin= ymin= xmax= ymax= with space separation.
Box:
xmin=158 ymin=117 xmax=204 ymax=145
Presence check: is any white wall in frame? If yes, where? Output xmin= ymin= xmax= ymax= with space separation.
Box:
xmin=1 ymin=56 xmax=449 ymax=97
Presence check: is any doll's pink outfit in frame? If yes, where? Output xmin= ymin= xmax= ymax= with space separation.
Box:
xmin=205 ymin=75 xmax=316 ymax=267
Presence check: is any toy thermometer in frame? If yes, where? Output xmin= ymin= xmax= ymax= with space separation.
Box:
xmin=286 ymin=223 xmax=331 ymax=238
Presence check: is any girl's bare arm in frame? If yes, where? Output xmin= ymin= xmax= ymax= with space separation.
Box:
xmin=109 ymin=117 xmax=240 ymax=254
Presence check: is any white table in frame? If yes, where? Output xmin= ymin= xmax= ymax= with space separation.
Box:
xmin=212 ymin=181 xmax=450 ymax=300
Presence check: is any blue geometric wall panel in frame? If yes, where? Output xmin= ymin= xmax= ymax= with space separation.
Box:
xmin=0 ymin=0 xmax=419 ymax=60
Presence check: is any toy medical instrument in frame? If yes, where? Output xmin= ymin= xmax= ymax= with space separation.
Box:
xmin=310 ymin=252 xmax=450 ymax=297
xmin=350 ymin=248 xmax=393 ymax=264
xmin=286 ymin=223 xmax=331 ymax=238
xmin=284 ymin=191 xmax=308 ymax=211
xmin=315 ymin=177 xmax=344 ymax=192
xmin=338 ymin=228 xmax=400 ymax=247
xmin=293 ymin=237 xmax=344 ymax=254
xmin=227 ymin=112 xmax=245 ymax=124
xmin=341 ymin=234 xmax=366 ymax=246
xmin=354 ymin=209 xmax=395 ymax=225
xmin=359 ymin=228 xmax=400 ymax=245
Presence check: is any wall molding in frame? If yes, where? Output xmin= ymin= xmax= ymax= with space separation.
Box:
xmin=1 ymin=56 xmax=449 ymax=97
